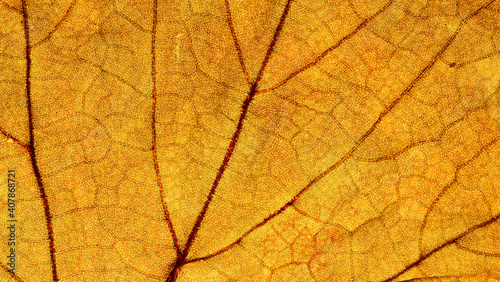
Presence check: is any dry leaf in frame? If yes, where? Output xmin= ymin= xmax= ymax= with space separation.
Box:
xmin=1 ymin=0 xmax=500 ymax=281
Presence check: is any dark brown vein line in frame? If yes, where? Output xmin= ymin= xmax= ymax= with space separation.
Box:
xmin=447 ymin=0 xmax=498 ymax=70
xmin=464 ymin=0 xmax=497 ymax=21
xmin=0 ymin=126 xmax=29 ymax=149
xmin=254 ymin=0 xmax=293 ymax=86
xmin=225 ymin=0 xmax=252 ymax=86
xmin=151 ymin=0 xmax=180 ymax=258
xmin=1 ymin=0 xmax=21 ymax=13
xmin=419 ymin=138 xmax=499 ymax=254
xmin=166 ymin=1 xmax=294 ymax=281
xmin=21 ymin=0 xmax=58 ymax=280
xmin=451 ymin=49 xmax=500 ymax=69
xmin=187 ymin=16 xmax=463 ymax=264
xmin=115 ymin=10 xmax=153 ymax=34
xmin=165 ymin=78 xmax=259 ymax=282
xmin=453 ymin=242 xmax=500 ymax=257
xmin=350 ymin=104 xmax=487 ymax=162
xmin=0 ymin=262 xmax=23 ymax=282
xmin=256 ymin=0 xmax=394 ymax=94
xmin=78 ymin=58 xmax=148 ymax=97
xmin=383 ymin=213 xmax=500 ymax=281
xmin=31 ymin=0 xmax=76 ymax=49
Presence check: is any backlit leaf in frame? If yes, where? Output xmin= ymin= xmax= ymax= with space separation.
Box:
xmin=0 ymin=0 xmax=500 ymax=281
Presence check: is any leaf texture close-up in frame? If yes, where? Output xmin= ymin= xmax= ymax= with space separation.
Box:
xmin=1 ymin=0 xmax=500 ymax=281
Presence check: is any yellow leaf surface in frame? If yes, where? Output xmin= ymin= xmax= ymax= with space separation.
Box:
xmin=1 ymin=0 xmax=500 ymax=281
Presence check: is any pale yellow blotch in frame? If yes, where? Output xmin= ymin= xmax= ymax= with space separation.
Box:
xmin=174 ymin=33 xmax=184 ymax=61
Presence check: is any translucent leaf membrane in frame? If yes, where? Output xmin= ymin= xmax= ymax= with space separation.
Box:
xmin=0 ymin=0 xmax=499 ymax=281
